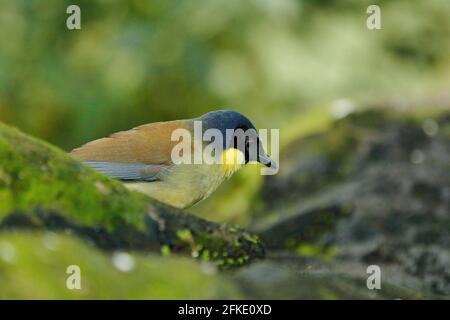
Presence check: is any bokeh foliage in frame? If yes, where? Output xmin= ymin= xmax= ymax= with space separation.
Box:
xmin=1 ymin=0 xmax=449 ymax=148
xmin=1 ymin=0 xmax=449 ymax=298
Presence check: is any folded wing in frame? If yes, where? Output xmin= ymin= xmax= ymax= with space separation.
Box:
xmin=83 ymin=161 xmax=169 ymax=182
xmin=70 ymin=120 xmax=190 ymax=181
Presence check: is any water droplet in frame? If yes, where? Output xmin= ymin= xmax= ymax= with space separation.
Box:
xmin=422 ymin=119 xmax=439 ymax=137
xmin=410 ymin=149 xmax=425 ymax=164
xmin=112 ymin=251 xmax=135 ymax=272
xmin=200 ymin=262 xmax=217 ymax=275
xmin=331 ymin=99 xmax=355 ymax=119
xmin=42 ymin=232 xmax=59 ymax=251
xmin=0 ymin=241 xmax=16 ymax=263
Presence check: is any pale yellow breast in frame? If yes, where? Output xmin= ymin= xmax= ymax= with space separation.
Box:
xmin=125 ymin=148 xmax=244 ymax=209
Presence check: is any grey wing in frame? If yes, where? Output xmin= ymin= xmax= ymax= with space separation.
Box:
xmin=83 ymin=161 xmax=169 ymax=182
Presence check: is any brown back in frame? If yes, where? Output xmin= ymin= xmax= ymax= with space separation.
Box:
xmin=71 ymin=120 xmax=191 ymax=165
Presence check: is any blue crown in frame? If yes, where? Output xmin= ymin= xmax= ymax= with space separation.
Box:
xmin=199 ymin=110 xmax=255 ymax=133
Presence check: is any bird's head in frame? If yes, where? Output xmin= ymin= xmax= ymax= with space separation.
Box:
xmin=199 ymin=110 xmax=277 ymax=169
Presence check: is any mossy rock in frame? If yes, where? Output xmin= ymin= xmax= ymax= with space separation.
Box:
xmin=0 ymin=122 xmax=264 ymax=268
xmin=0 ymin=231 xmax=241 ymax=299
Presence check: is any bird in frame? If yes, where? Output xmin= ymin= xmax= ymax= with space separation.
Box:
xmin=70 ymin=110 xmax=276 ymax=209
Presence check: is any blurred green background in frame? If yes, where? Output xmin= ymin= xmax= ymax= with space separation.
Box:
xmin=0 ymin=0 xmax=449 ymax=222
xmin=1 ymin=0 xmax=450 ymax=300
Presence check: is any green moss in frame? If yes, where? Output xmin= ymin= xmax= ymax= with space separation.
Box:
xmin=201 ymin=250 xmax=210 ymax=261
xmin=0 ymin=231 xmax=242 ymax=299
xmin=242 ymin=232 xmax=260 ymax=245
xmin=176 ymin=229 xmax=193 ymax=242
xmin=160 ymin=245 xmax=171 ymax=256
xmin=172 ymin=213 xmax=265 ymax=267
xmin=296 ymin=243 xmax=338 ymax=261
xmin=172 ymin=223 xmax=264 ymax=269
xmin=0 ymin=123 xmax=148 ymax=231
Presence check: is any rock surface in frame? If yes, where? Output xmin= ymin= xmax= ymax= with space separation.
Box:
xmin=256 ymin=109 xmax=450 ymax=297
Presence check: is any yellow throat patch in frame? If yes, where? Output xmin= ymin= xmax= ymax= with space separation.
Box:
xmin=221 ymin=148 xmax=245 ymax=176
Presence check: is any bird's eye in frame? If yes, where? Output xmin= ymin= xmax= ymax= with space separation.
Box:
xmin=233 ymin=136 xmax=238 ymax=149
